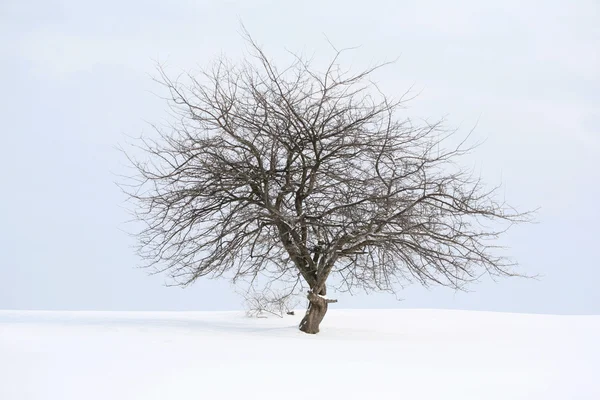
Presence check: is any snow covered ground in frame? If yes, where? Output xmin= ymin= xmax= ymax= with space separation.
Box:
xmin=1 ymin=309 xmax=598 ymax=399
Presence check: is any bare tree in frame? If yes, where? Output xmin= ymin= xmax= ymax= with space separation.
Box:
xmin=121 ymin=32 xmax=530 ymax=334
xmin=240 ymin=285 xmax=300 ymax=319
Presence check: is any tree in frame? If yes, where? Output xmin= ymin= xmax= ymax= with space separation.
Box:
xmin=121 ymin=32 xmax=530 ymax=334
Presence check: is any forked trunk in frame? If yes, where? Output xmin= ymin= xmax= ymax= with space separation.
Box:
xmin=299 ymin=289 xmax=337 ymax=334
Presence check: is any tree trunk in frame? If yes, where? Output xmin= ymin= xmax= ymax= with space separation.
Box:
xmin=299 ymin=289 xmax=337 ymax=334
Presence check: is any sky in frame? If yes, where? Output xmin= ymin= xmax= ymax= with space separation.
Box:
xmin=0 ymin=0 xmax=598 ymax=314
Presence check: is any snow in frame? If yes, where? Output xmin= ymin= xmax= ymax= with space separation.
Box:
xmin=1 ymin=309 xmax=599 ymax=399
xmin=316 ymin=293 xmax=337 ymax=302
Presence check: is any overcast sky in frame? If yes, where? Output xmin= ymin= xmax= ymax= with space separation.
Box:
xmin=1 ymin=0 xmax=598 ymax=314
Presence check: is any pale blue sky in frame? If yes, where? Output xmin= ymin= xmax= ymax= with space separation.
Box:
xmin=1 ymin=0 xmax=598 ymax=313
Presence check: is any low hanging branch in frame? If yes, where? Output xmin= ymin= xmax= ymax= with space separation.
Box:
xmin=120 ymin=29 xmax=532 ymax=334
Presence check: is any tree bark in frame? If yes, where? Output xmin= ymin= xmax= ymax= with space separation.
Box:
xmin=299 ymin=289 xmax=337 ymax=334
